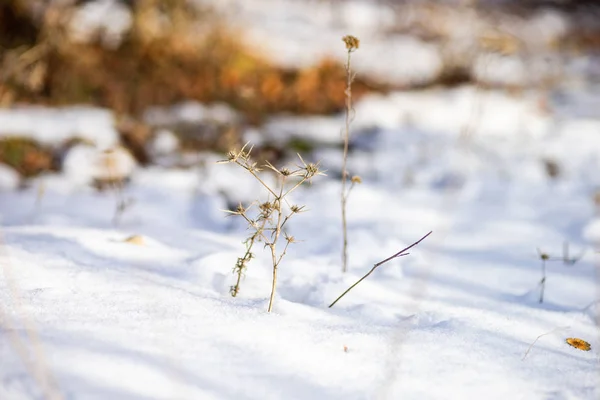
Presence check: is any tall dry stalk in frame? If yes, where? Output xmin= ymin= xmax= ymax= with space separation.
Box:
xmin=340 ymin=35 xmax=360 ymax=273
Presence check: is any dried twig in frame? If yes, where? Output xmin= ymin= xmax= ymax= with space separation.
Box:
xmin=329 ymin=231 xmax=432 ymax=308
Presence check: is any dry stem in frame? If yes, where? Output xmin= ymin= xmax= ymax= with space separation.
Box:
xmin=329 ymin=231 xmax=432 ymax=308
xmin=341 ymin=35 xmax=359 ymax=273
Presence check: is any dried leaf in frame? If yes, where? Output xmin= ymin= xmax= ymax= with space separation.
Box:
xmin=565 ymin=338 xmax=591 ymax=351
xmin=123 ymin=235 xmax=145 ymax=246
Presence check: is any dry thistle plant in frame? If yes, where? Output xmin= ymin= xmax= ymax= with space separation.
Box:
xmin=219 ymin=144 xmax=323 ymax=312
xmin=340 ymin=34 xmax=361 ymax=273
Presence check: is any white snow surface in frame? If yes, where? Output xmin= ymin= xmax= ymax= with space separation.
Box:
xmin=1 ymin=86 xmax=600 ymax=399
xmin=0 ymin=107 xmax=119 ymax=150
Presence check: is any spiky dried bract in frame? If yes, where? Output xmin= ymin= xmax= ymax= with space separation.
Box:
xmin=279 ymin=168 xmax=292 ymax=176
xmin=223 ymin=202 xmax=248 ymax=216
xmin=304 ymin=162 xmax=322 ymax=180
xmin=342 ymin=35 xmax=360 ymax=52
xmin=259 ymin=201 xmax=274 ymax=218
xmin=565 ymin=338 xmax=591 ymax=351
xmin=219 ymin=142 xmax=253 ymax=164
xmin=236 ymin=203 xmax=247 ymax=214
xmin=224 ymin=150 xmax=238 ymax=162
xmin=290 ymin=205 xmax=305 ymax=214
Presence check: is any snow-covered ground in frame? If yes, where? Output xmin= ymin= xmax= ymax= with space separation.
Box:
xmin=1 ymin=84 xmax=600 ymax=399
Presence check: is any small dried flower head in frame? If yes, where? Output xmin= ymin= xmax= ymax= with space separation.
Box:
xmin=290 ymin=205 xmax=305 ymax=214
xmin=351 ymin=175 xmax=362 ymax=184
xmin=565 ymin=338 xmax=591 ymax=351
xmin=285 ymin=233 xmax=297 ymax=243
xmin=342 ymin=35 xmax=360 ymax=51
xmin=279 ymin=168 xmax=292 ymax=177
xmin=226 ymin=150 xmax=237 ymax=162
xmin=259 ymin=201 xmax=274 ymax=214
xmin=540 ymin=253 xmax=550 ymax=261
xmin=304 ymin=162 xmax=321 ymax=179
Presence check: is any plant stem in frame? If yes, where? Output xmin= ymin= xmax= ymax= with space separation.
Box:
xmin=329 ymin=231 xmax=432 ymax=308
xmin=266 ymin=176 xmax=287 ymax=312
xmin=267 ymin=248 xmax=278 ymax=312
xmin=539 ymin=258 xmax=546 ymax=303
xmin=341 ymin=49 xmax=352 ymax=273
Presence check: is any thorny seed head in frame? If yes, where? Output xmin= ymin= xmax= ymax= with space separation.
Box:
xmin=225 ymin=150 xmax=237 ymax=162
xmin=290 ymin=205 xmax=305 ymax=214
xmin=285 ymin=233 xmax=297 ymax=244
xmin=259 ymin=201 xmax=274 ymax=215
xmin=351 ymin=175 xmax=362 ymax=184
xmin=280 ymin=167 xmax=292 ymax=177
xmin=219 ymin=143 xmax=253 ymax=164
xmin=342 ymin=35 xmax=360 ymax=52
xmin=304 ymin=162 xmax=321 ymax=180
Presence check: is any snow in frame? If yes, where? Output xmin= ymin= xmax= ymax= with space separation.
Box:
xmin=62 ymin=145 xmax=137 ymax=186
xmin=1 ymin=1 xmax=600 ymax=397
xmin=144 ymin=102 xmax=239 ymax=127
xmin=0 ymin=107 xmax=119 ymax=150
xmin=0 ymin=165 xmax=20 ymax=191
xmin=205 ymin=0 xmax=589 ymax=87
xmin=1 ymin=84 xmax=599 ymax=399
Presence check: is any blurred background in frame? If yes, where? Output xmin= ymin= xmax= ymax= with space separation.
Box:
xmin=1 ymin=0 xmax=599 ymax=190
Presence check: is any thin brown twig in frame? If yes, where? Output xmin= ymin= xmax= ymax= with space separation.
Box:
xmin=329 ymin=231 xmax=432 ymax=308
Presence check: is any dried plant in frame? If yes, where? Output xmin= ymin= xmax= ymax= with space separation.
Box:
xmin=219 ymin=144 xmax=323 ymax=312
xmin=537 ymin=249 xmax=551 ymax=304
xmin=329 ymin=231 xmax=432 ymax=308
xmin=340 ymin=35 xmax=361 ymax=273
xmin=100 ymin=149 xmax=134 ymax=226
xmin=536 ymin=243 xmax=585 ymax=303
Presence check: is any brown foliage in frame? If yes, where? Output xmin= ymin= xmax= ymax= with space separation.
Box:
xmin=0 ymin=137 xmax=53 ymax=177
xmin=1 ymin=1 xmax=375 ymax=125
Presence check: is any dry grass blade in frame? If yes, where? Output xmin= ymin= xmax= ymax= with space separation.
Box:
xmin=522 ymin=326 xmax=570 ymax=361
